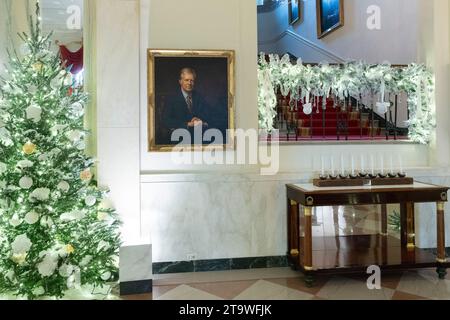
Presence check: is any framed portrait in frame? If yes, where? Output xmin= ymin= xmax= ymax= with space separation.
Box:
xmin=147 ymin=49 xmax=235 ymax=152
xmin=288 ymin=0 xmax=300 ymax=25
xmin=316 ymin=0 xmax=344 ymax=39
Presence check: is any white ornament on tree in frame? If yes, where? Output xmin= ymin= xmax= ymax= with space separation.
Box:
xmin=25 ymin=211 xmax=40 ymax=225
xmin=26 ymin=104 xmax=42 ymax=123
xmin=19 ymin=176 xmax=33 ymax=189
xmin=11 ymin=234 xmax=32 ymax=254
xmin=85 ymin=196 xmax=97 ymax=207
xmin=57 ymin=181 xmax=70 ymax=193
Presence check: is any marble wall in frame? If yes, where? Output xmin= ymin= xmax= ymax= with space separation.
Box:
xmin=142 ymin=170 xmax=450 ymax=263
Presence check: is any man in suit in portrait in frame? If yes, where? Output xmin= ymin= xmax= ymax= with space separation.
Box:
xmin=162 ymin=67 xmax=212 ymax=144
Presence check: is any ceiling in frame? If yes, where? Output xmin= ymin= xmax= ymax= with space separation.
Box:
xmin=40 ymin=0 xmax=83 ymax=45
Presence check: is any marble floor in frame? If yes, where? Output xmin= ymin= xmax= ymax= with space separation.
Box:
xmin=123 ymin=205 xmax=450 ymax=300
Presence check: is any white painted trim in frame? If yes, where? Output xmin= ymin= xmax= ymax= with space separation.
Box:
xmin=259 ymin=30 xmax=347 ymax=63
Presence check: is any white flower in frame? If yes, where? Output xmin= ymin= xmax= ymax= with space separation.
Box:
xmin=85 ymin=196 xmax=97 ymax=207
xmin=59 ymin=264 xmax=74 ymax=278
xmin=10 ymin=214 xmax=23 ymax=227
xmin=37 ymin=254 xmax=58 ymax=277
xmin=6 ymin=270 xmax=15 ymax=282
xmin=50 ymin=124 xmax=67 ymax=136
xmin=26 ymin=104 xmax=42 ymax=123
xmin=101 ymin=271 xmax=112 ymax=281
xmin=19 ymin=176 xmax=33 ymax=189
xmin=57 ymin=181 xmax=70 ymax=193
xmin=17 ymin=160 xmax=34 ymax=169
xmin=76 ymin=142 xmax=86 ymax=150
xmin=60 ymin=210 xmax=86 ymax=222
xmin=0 ymin=162 xmax=6 ymax=174
xmin=80 ymin=255 xmax=93 ymax=267
xmin=38 ymin=153 xmax=49 ymax=162
xmin=11 ymin=234 xmax=32 ymax=254
xmin=32 ymin=287 xmax=45 ymax=296
xmin=11 ymin=253 xmax=27 ymax=265
xmin=0 ymin=127 xmax=13 ymax=146
xmin=98 ymin=241 xmax=111 ymax=252
xmin=67 ymin=130 xmax=83 ymax=142
xmin=30 ymin=188 xmax=51 ymax=201
xmin=25 ymin=211 xmax=39 ymax=225
xmin=68 ymin=102 xmax=84 ymax=119
xmin=40 ymin=216 xmax=54 ymax=228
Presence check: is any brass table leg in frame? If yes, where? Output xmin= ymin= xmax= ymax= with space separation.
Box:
xmin=289 ymin=200 xmax=300 ymax=262
xmin=303 ymin=206 xmax=314 ymax=287
xmin=436 ymin=202 xmax=447 ymax=279
xmin=400 ymin=202 xmax=415 ymax=250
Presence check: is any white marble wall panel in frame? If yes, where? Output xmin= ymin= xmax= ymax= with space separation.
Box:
xmin=143 ymin=171 xmax=450 ymax=262
xmin=120 ymin=245 xmax=153 ymax=282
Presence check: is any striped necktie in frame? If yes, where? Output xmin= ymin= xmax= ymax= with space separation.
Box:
xmin=186 ymin=94 xmax=193 ymax=113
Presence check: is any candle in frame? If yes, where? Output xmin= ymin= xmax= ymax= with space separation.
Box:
xmin=331 ymin=156 xmax=335 ymax=176
xmin=371 ymin=154 xmax=375 ymax=175
xmin=351 ymin=155 xmax=355 ymax=175
xmin=361 ymin=154 xmax=365 ymax=172
xmin=341 ymin=154 xmax=345 ymax=175
xmin=321 ymin=156 xmax=325 ymax=176
xmin=398 ymin=155 xmax=403 ymax=174
xmin=390 ymin=156 xmax=394 ymax=174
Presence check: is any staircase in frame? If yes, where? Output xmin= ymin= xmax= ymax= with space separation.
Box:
xmin=273 ymin=95 xmax=407 ymax=141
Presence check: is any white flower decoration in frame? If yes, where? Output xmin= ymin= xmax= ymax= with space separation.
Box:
xmin=80 ymin=255 xmax=93 ymax=267
xmin=17 ymin=160 xmax=34 ymax=169
xmin=19 ymin=176 xmax=33 ymax=189
xmin=26 ymin=104 xmax=42 ymax=123
xmin=30 ymin=188 xmax=51 ymax=201
xmin=60 ymin=210 xmax=86 ymax=222
xmin=37 ymin=254 xmax=58 ymax=277
xmin=11 ymin=234 xmax=32 ymax=254
xmin=40 ymin=216 xmax=54 ymax=228
xmin=59 ymin=264 xmax=74 ymax=278
xmin=67 ymin=130 xmax=83 ymax=142
xmin=25 ymin=211 xmax=40 ymax=225
xmin=10 ymin=214 xmax=23 ymax=227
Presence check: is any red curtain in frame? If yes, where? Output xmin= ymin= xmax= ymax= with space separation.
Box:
xmin=59 ymin=45 xmax=84 ymax=74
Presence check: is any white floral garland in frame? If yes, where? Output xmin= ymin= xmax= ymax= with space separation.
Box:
xmin=258 ymin=54 xmax=435 ymax=144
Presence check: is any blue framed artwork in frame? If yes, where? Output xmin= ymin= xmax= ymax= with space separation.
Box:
xmin=288 ymin=0 xmax=300 ymax=25
xmin=316 ymin=0 xmax=344 ymax=38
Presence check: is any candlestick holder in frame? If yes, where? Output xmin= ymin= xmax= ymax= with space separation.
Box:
xmin=368 ymin=173 xmax=377 ymax=179
xmin=319 ymin=174 xmax=328 ymax=180
xmin=378 ymin=173 xmax=387 ymax=179
xmin=339 ymin=173 xmax=348 ymax=179
xmin=398 ymin=172 xmax=407 ymax=178
xmin=359 ymin=172 xmax=368 ymax=178
xmin=329 ymin=174 xmax=338 ymax=180
xmin=388 ymin=172 xmax=397 ymax=178
xmin=349 ymin=173 xmax=358 ymax=179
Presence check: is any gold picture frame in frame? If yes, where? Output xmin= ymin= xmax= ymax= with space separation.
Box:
xmin=316 ymin=0 xmax=344 ymax=39
xmin=148 ymin=49 xmax=235 ymax=152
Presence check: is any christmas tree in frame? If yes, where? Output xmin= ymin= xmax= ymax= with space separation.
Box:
xmin=0 ymin=4 xmax=121 ymax=299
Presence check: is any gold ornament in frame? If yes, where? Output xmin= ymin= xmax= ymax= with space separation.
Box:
xmin=23 ymin=142 xmax=37 ymax=155
xmin=80 ymin=169 xmax=93 ymax=182
xmin=11 ymin=253 xmax=27 ymax=265
xmin=32 ymin=62 xmax=44 ymax=72
xmin=65 ymin=244 xmax=75 ymax=255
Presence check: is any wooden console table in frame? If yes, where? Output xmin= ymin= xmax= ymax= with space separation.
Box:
xmin=286 ymin=182 xmax=449 ymax=286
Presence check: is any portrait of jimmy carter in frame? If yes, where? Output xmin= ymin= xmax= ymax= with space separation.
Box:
xmin=154 ymin=57 xmax=229 ymax=146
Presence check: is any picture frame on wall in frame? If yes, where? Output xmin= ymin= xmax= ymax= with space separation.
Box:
xmin=316 ymin=0 xmax=344 ymax=39
xmin=147 ymin=49 xmax=235 ymax=152
xmin=289 ymin=0 xmax=301 ymax=25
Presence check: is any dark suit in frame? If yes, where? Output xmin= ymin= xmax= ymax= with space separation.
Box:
xmin=160 ymin=90 xmax=211 ymax=145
